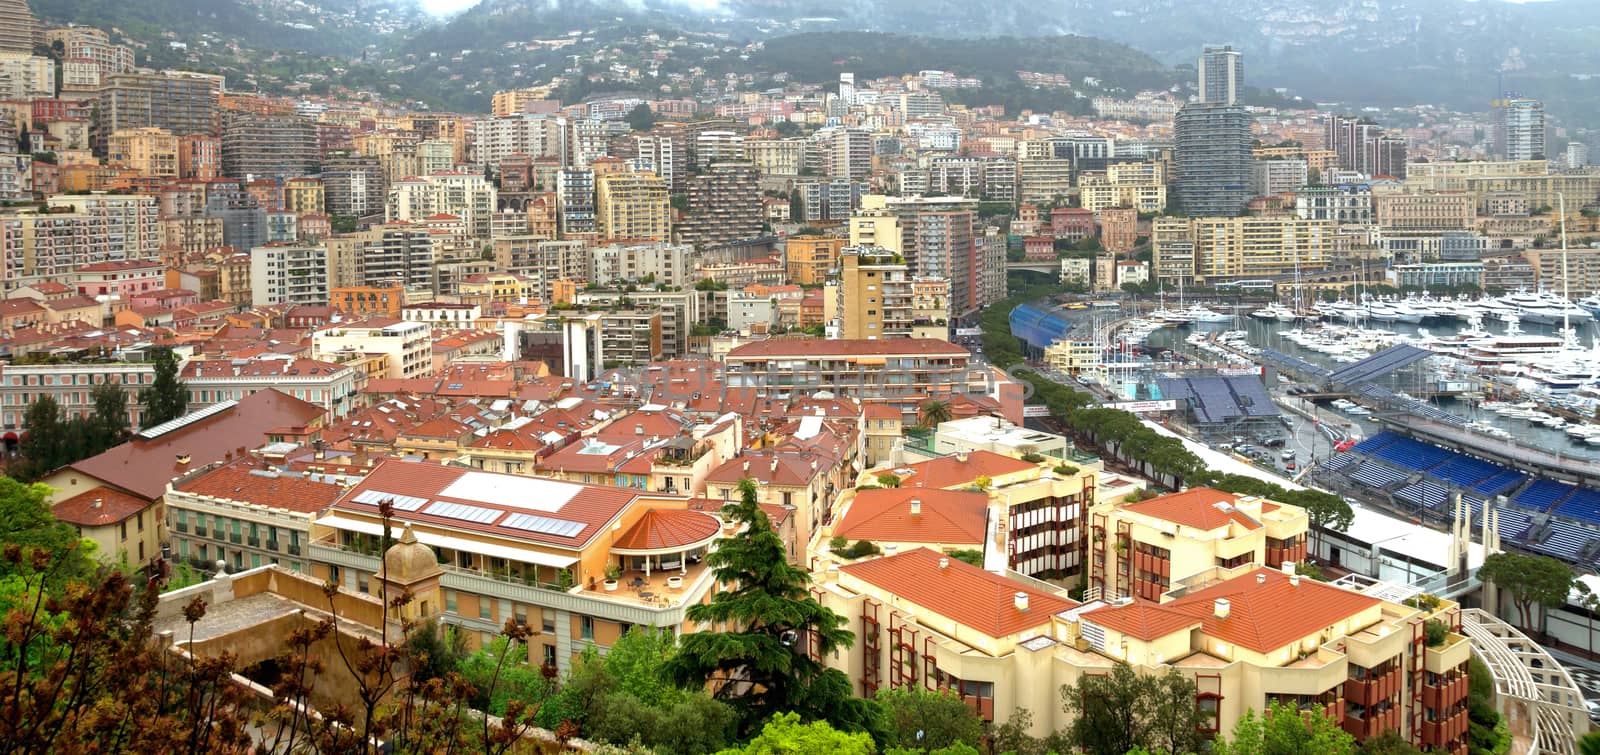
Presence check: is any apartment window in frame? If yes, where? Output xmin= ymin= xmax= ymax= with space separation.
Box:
xmin=137 ymin=511 xmax=144 ymax=532
xmin=542 ymin=611 xmax=556 ymax=635
xmin=581 ymin=616 xmax=595 ymax=641
xmin=479 ymin=598 xmax=492 ymax=621
xmin=445 ymin=590 xmax=457 ymax=613
xmin=1197 ymin=693 xmax=1222 ymax=734
xmin=542 ymin=644 xmax=557 ymax=668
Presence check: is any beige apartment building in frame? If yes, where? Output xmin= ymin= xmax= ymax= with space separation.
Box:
xmin=1188 ymin=216 xmax=1333 ymax=282
xmin=596 ymin=171 xmax=671 ymax=242
xmin=1375 ymin=193 xmax=1476 ymax=233
xmin=1079 ymin=162 xmax=1167 ymax=213
xmin=107 ymin=127 xmax=180 ymax=179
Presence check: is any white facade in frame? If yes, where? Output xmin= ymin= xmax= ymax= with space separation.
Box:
xmin=250 ymin=244 xmax=330 ymax=306
xmin=311 ymin=320 xmax=432 ymax=380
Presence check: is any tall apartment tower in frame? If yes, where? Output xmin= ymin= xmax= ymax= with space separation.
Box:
xmin=1325 ymin=115 xmax=1408 ymax=178
xmin=221 ymin=111 xmax=318 ymax=180
xmin=1495 ymin=97 xmax=1546 ymax=161
xmin=1197 ymin=45 xmax=1243 ymax=106
xmin=0 ymin=0 xmax=39 ymax=54
xmin=97 ymin=72 xmax=221 ymax=152
xmin=1174 ymin=103 xmax=1252 ymax=217
xmin=675 ymin=162 xmax=762 ymax=250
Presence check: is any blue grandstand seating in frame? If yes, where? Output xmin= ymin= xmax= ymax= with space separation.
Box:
xmin=1353 ymin=433 xmax=1400 ymax=455
xmin=1471 ymin=470 xmax=1527 ymax=497
xmin=1395 ymin=481 xmax=1449 ymax=510
xmin=1491 ymin=506 xmax=1534 ymax=541
xmin=1554 ymin=489 xmax=1600 ymax=527
xmin=1324 ymin=453 xmax=1359 ymax=472
xmin=1512 ymin=479 xmax=1578 ymax=512
xmin=1369 ymin=436 xmax=1454 ymax=471
xmin=1352 ymin=462 xmax=1407 ymax=489
xmin=1430 ymin=457 xmax=1500 ymax=487
xmin=1531 ymin=521 xmax=1594 ymax=561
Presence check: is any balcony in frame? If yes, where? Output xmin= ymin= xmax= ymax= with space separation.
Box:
xmin=1420 ymin=709 xmax=1469 ymax=747
xmin=1423 ymin=675 xmax=1469 ymax=710
xmin=246 ymin=535 xmax=260 ymax=548
xmin=1424 ymin=632 xmax=1472 ymax=674
xmin=1261 ymin=647 xmax=1348 ymax=696
xmin=1343 ymin=668 xmax=1401 ymax=707
xmin=287 ymin=543 xmax=301 ymax=556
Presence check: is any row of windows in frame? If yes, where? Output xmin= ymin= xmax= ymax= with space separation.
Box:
xmin=9 ymin=372 xmax=153 ymax=387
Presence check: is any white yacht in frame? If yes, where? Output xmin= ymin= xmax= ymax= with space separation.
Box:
xmin=1250 ymin=302 xmax=1299 ymax=322
xmin=1183 ymin=304 xmax=1234 ymax=324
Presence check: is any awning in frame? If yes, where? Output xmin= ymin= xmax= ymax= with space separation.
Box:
xmin=314 ymin=515 xmax=579 ymax=568
xmin=855 ymin=356 xmax=887 ymax=366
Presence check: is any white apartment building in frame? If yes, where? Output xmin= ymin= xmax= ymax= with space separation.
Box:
xmin=386 ymin=172 xmax=498 ymax=238
xmin=250 ymin=244 xmax=330 ymax=306
xmin=311 ymin=319 xmax=432 ymax=380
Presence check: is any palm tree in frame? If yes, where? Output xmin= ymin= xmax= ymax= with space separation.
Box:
xmin=919 ymin=399 xmax=953 ymax=428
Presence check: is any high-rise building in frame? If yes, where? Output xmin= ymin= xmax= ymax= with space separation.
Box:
xmin=473 ymin=114 xmax=567 ymax=169
xmin=321 ymin=150 xmax=387 ymax=220
xmin=675 ymin=162 xmax=762 ymax=250
xmin=385 ymin=172 xmax=498 ymax=238
xmin=1324 ymin=115 xmax=1407 ymax=178
xmin=797 ymin=179 xmax=864 ymax=222
xmin=327 ymin=223 xmax=435 ymax=290
xmin=221 ymin=111 xmax=318 ymax=180
xmin=250 ymin=243 xmax=330 ymax=306
xmin=0 ymin=52 xmax=54 ymax=99
xmin=555 ymin=169 xmax=596 ymax=236
xmin=812 ymin=126 xmax=873 ymax=180
xmin=178 ymin=135 xmax=220 ymax=180
xmin=595 ymin=170 xmax=669 ymax=242
xmin=205 ymin=183 xmax=269 ymax=252
xmin=1495 ymin=97 xmax=1547 ymax=161
xmin=1197 ymin=44 xmax=1243 ymax=105
xmin=107 ymin=127 xmax=180 ymax=179
xmin=97 ymin=72 xmax=221 ymax=149
xmin=44 ymin=27 xmax=134 ymax=76
xmin=835 ymin=246 xmax=948 ymax=340
xmin=786 ymin=236 xmax=846 ymax=286
xmin=885 ymin=195 xmax=978 ymax=316
xmin=283 ymin=177 xmax=325 ymax=217
xmin=0 ymin=0 xmax=39 ymax=54
xmin=1174 ymin=103 xmax=1251 ymax=217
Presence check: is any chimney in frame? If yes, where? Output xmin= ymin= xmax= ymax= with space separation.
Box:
xmin=1290 ymin=574 xmax=1301 ymax=587
xmin=910 ymin=498 xmax=922 ymax=516
xmin=91 ymin=498 xmax=102 ymax=509
xmin=1213 ymin=598 xmax=1231 ymax=619
xmin=1282 ymin=561 xmax=1297 ymax=576
xmin=883 ymin=544 xmax=897 ymax=557
xmin=1014 ymin=591 xmax=1029 ymax=612
xmin=176 ymin=452 xmax=191 ymax=465
xmin=1256 ymin=572 xmax=1266 ymax=584
xmin=742 ymin=460 xmax=750 ymax=472
xmin=770 ymin=458 xmax=779 ymax=473
xmin=956 ymin=451 xmax=969 ymax=463
xmin=938 ymin=556 xmax=949 ymax=569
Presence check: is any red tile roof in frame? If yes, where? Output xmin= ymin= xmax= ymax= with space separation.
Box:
xmin=331 ymin=459 xmax=645 ymax=549
xmin=726 ymin=338 xmax=969 ymax=359
xmin=1085 ymin=568 xmax=1379 ymax=653
xmin=67 ymin=389 xmax=325 ymax=500
xmin=833 ymin=488 xmax=988 ymax=545
xmin=53 ymin=486 xmax=149 ymax=526
xmin=896 ymin=450 xmax=1036 ymax=489
xmin=613 ymin=508 xmax=721 ymax=550
xmin=1122 ymin=488 xmax=1258 ymax=531
xmin=174 ymin=456 xmax=344 ymax=514
xmin=841 ymin=547 xmax=1077 ymax=638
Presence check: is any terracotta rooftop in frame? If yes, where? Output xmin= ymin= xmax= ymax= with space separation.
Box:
xmin=65 ymin=390 xmax=325 ymax=500
xmin=895 ymin=450 xmax=1036 ymax=489
xmin=613 ymin=508 xmax=721 ymax=551
xmin=1085 ymin=568 xmax=1380 ymax=654
xmin=833 ymin=488 xmax=988 ymax=546
xmin=1122 ymin=488 xmax=1261 ymax=532
xmin=174 ymin=456 xmax=344 ymax=514
xmin=53 ymin=486 xmax=149 ymax=526
xmin=840 ymin=547 xmax=1076 ymax=639
xmin=331 ymin=459 xmax=646 ymax=549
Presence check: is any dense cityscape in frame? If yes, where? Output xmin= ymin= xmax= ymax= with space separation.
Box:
xmin=2 ymin=0 xmax=1600 ymax=753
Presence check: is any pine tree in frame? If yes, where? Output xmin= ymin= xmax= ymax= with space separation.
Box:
xmin=16 ymin=395 xmax=64 ymax=481
xmin=140 ymin=349 xmax=189 ymax=429
xmin=88 ymin=381 xmax=130 ymax=451
xmin=664 ymin=478 xmax=878 ymax=737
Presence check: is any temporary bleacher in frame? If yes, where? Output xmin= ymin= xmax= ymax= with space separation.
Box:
xmin=1430 ymin=456 xmax=1502 ymax=488
xmin=1352 ymin=461 xmax=1407 ymax=489
xmin=1472 ymin=470 xmax=1527 ymax=497
xmin=1395 ymin=480 xmax=1449 ymax=510
xmin=1493 ymin=506 xmax=1535 ymax=541
xmin=1512 ymin=479 xmax=1578 ymax=512
xmin=1530 ymin=520 xmax=1594 ymax=561
xmin=1324 ymin=452 xmax=1360 ymax=473
xmin=1553 ymin=488 xmax=1600 ymax=526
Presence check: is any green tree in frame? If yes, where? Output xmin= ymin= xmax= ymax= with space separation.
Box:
xmin=0 ymin=477 xmax=95 ymax=585
xmin=875 ymin=473 xmax=902 ymax=488
xmin=919 ymin=400 xmax=953 ymax=428
xmin=1213 ymin=701 xmax=1355 ymax=755
xmin=15 ymin=395 xmax=65 ymax=481
xmin=1578 ymin=730 xmax=1600 ymax=755
xmin=874 ymin=688 xmax=983 ymax=752
xmin=1478 ymin=551 xmax=1575 ymax=630
xmin=1359 ymin=730 xmax=1423 ymax=754
xmin=665 ymin=478 xmax=877 ymax=737
xmin=140 ymin=348 xmax=188 ymax=429
xmin=625 ymin=103 xmax=657 ymax=131
xmin=1060 ymin=664 xmax=1203 ymax=755
xmin=1295 ymin=492 xmax=1353 ymax=562
xmin=716 ymin=712 xmax=874 ymax=755
xmin=88 ymin=381 xmax=131 ymax=452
